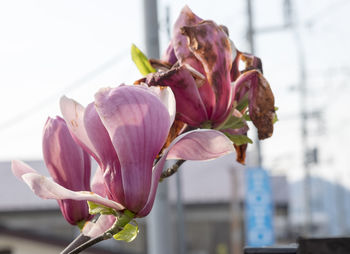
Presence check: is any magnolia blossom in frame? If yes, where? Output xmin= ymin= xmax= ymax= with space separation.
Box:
xmin=147 ymin=6 xmax=275 ymax=134
xmin=147 ymin=6 xmax=234 ymax=128
xmin=144 ymin=6 xmax=275 ymax=164
xmin=12 ymin=85 xmax=235 ymax=218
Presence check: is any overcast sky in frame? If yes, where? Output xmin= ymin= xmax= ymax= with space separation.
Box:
xmin=1 ymin=0 xmax=350 ymax=186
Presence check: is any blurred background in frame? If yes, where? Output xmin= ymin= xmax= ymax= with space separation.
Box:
xmin=1 ymin=0 xmax=350 ymax=253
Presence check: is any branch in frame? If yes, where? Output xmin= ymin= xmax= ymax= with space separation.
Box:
xmin=66 ymin=210 xmax=135 ymax=254
xmin=159 ymin=159 xmax=186 ymax=181
xmin=60 ymin=233 xmax=91 ymax=254
xmin=67 ymin=231 xmax=114 ymax=254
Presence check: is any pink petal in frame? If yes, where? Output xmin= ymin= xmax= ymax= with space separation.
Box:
xmin=59 ymin=96 xmax=101 ymax=164
xmin=12 ymin=160 xmax=124 ymax=211
xmin=57 ymin=199 xmax=91 ymax=225
xmin=146 ymin=66 xmax=208 ymax=126
xmin=138 ymin=129 xmax=234 ymax=216
xmin=166 ymin=129 xmax=234 ymax=160
xmin=83 ymin=103 xmax=119 ymax=165
xmin=94 ymin=86 xmax=171 ymax=213
xmin=12 ymin=159 xmax=36 ymax=179
xmin=22 ymin=172 xmax=124 ymax=210
xmin=161 ymin=41 xmax=177 ymax=66
xmin=42 ymin=116 xmax=91 ymax=192
xmin=84 ymin=103 xmax=125 ymax=204
xmin=82 ymin=215 xmax=116 ymax=237
xmin=146 ymin=86 xmax=176 ymax=126
xmin=91 ymin=167 xmax=107 ymax=198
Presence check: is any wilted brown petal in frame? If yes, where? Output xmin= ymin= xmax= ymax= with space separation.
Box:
xmin=249 ymin=71 xmax=275 ymax=140
xmin=181 ymin=20 xmax=233 ymax=124
xmin=234 ymin=143 xmax=247 ymax=164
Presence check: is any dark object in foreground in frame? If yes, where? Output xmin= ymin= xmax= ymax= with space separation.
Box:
xmin=298 ymin=237 xmax=350 ymax=254
xmin=244 ymin=237 xmax=350 ymax=254
xmin=244 ymin=246 xmax=297 ymax=254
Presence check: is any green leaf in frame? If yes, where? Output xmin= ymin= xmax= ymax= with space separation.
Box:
xmin=224 ymin=133 xmax=253 ymax=146
xmin=220 ymin=115 xmax=246 ymax=130
xmin=87 ymin=201 xmax=117 ymax=216
xmin=131 ymin=44 xmax=156 ymax=75
xmin=113 ymin=222 xmax=139 ymax=242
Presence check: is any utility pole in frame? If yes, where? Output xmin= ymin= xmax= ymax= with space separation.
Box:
xmin=144 ymin=1 xmax=174 ymax=254
xmin=246 ymin=0 xmax=262 ymax=168
xmin=247 ymin=0 xmax=313 ymax=236
xmin=230 ymin=166 xmax=243 ymax=254
xmin=165 ymin=6 xmax=187 ymax=254
xmin=290 ymin=0 xmax=312 ymax=236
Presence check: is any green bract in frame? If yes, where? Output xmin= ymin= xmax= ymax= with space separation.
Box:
xmin=219 ymin=115 xmax=246 ymax=130
xmin=87 ymin=201 xmax=117 ymax=216
xmin=131 ymin=44 xmax=156 ymax=76
xmin=224 ymin=133 xmax=253 ymax=146
xmin=113 ymin=222 xmax=139 ymax=242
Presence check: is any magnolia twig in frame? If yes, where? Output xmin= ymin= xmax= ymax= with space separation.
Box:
xmin=67 ymin=211 xmax=134 ymax=254
xmin=67 ymin=231 xmax=115 ymax=254
xmin=60 ymin=233 xmax=91 ymax=254
xmin=159 ymin=159 xmax=186 ymax=181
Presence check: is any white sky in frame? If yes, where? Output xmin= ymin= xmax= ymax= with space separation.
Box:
xmin=1 ymin=0 xmax=350 ymax=185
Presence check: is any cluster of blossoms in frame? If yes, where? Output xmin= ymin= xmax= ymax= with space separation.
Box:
xmin=11 ymin=5 xmax=275 ymax=245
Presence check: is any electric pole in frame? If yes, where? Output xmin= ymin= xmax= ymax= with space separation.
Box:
xmin=144 ymin=1 xmax=175 ymax=254
xmin=246 ymin=0 xmax=263 ymax=168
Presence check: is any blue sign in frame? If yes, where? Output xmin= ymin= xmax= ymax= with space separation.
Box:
xmin=245 ymin=168 xmax=275 ymax=246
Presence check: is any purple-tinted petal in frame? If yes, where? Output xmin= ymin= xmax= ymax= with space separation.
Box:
xmin=83 ymin=103 xmax=119 ymax=167
xmin=162 ymin=42 xmax=177 ymax=66
xmin=60 ymin=96 xmax=101 ymax=164
xmin=94 ymin=86 xmax=171 ymax=213
xmin=173 ymin=5 xmax=202 ymax=69
xmin=42 ymin=116 xmax=92 ymax=225
xmin=57 ymin=199 xmax=91 ymax=225
xmin=138 ymin=129 xmax=234 ymax=217
xmin=43 ymin=116 xmax=91 ymax=192
xmin=172 ymin=6 xmax=216 ymax=118
xmin=181 ymin=21 xmax=233 ymax=124
xmin=83 ymin=103 xmax=125 ymax=204
xmin=146 ymin=66 xmax=208 ymax=126
xmin=232 ymin=69 xmax=252 ymax=105
xmin=82 ymin=215 xmax=116 ymax=237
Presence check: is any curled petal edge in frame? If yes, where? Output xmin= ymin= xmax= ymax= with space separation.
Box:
xmin=11 ymin=160 xmax=124 ymax=211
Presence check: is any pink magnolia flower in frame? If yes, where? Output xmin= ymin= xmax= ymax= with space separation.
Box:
xmin=145 ymin=6 xmax=275 ymax=164
xmin=146 ymin=6 xmax=234 ymax=128
xmin=12 ymin=85 xmax=234 ymax=217
xmin=41 ymin=116 xmax=92 ymax=225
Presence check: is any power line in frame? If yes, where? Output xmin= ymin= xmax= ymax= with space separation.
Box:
xmin=0 ymin=50 xmax=128 ymax=131
xmin=305 ymin=0 xmax=350 ymax=28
